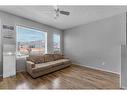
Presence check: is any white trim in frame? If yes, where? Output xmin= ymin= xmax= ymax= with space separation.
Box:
xmin=0 ymin=74 xmax=2 ymax=76
xmin=72 ymin=63 xmax=120 ymax=75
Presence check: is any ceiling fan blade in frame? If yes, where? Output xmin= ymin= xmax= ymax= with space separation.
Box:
xmin=60 ymin=11 xmax=70 ymax=15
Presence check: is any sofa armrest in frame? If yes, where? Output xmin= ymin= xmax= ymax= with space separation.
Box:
xmin=26 ymin=61 xmax=35 ymax=68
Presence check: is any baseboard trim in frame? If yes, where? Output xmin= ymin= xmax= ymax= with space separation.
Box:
xmin=72 ymin=63 xmax=119 ymax=75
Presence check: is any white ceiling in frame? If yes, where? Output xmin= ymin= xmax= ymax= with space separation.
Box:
xmin=0 ymin=6 xmax=127 ymax=30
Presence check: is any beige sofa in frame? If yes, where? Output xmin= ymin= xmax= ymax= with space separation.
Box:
xmin=26 ymin=54 xmax=71 ymax=78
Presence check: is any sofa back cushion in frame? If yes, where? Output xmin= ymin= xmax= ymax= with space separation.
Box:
xmin=26 ymin=54 xmax=64 ymax=63
xmin=44 ymin=54 xmax=54 ymax=62
xmin=53 ymin=54 xmax=64 ymax=60
xmin=27 ymin=55 xmax=45 ymax=64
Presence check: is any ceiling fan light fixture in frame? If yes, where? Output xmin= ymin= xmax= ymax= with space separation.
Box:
xmin=54 ymin=8 xmax=60 ymax=19
xmin=54 ymin=12 xmax=59 ymax=19
xmin=53 ymin=5 xmax=70 ymax=19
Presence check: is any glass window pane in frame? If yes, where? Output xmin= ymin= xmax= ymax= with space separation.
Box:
xmin=16 ymin=26 xmax=47 ymax=57
xmin=53 ymin=34 xmax=60 ymax=52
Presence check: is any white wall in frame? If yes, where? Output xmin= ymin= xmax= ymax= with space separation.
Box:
xmin=121 ymin=45 xmax=127 ymax=89
xmin=64 ymin=13 xmax=126 ymax=74
xmin=0 ymin=11 xmax=63 ymax=75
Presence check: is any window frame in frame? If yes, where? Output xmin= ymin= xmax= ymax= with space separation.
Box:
xmin=16 ymin=25 xmax=47 ymax=58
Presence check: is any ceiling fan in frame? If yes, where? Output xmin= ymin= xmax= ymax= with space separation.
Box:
xmin=53 ymin=6 xmax=70 ymax=19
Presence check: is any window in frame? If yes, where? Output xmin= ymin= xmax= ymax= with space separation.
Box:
xmin=16 ymin=26 xmax=47 ymax=57
xmin=53 ymin=34 xmax=60 ymax=52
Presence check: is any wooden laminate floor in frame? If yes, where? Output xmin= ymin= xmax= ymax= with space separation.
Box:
xmin=0 ymin=64 xmax=119 ymax=89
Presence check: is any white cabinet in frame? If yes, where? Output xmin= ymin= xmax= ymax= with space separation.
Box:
xmin=3 ymin=44 xmax=16 ymax=78
xmin=2 ymin=25 xmax=16 ymax=78
xmin=3 ymin=54 xmax=16 ymax=78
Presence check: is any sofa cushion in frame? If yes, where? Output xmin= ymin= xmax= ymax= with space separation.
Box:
xmin=32 ymin=62 xmax=53 ymax=72
xmin=53 ymin=54 xmax=64 ymax=60
xmin=32 ymin=59 xmax=71 ymax=72
xmin=27 ymin=55 xmax=45 ymax=64
xmin=27 ymin=54 xmax=64 ymax=64
xmin=32 ymin=61 xmax=62 ymax=72
xmin=52 ymin=59 xmax=70 ymax=65
xmin=44 ymin=54 xmax=54 ymax=62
